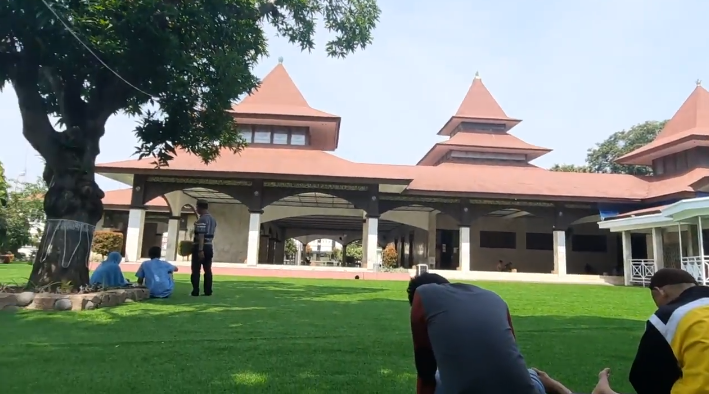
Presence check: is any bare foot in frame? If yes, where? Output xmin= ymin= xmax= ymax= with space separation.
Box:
xmin=592 ymin=368 xmax=618 ymax=394
xmin=531 ymin=368 xmax=572 ymax=394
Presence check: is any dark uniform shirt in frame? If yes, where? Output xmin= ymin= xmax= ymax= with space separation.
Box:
xmin=629 ymin=285 xmax=709 ymax=394
xmin=410 ymin=283 xmax=538 ymax=394
xmin=193 ymin=213 xmax=217 ymax=245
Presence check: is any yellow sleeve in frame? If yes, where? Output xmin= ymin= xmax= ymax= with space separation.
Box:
xmin=675 ymin=318 xmax=709 ymax=394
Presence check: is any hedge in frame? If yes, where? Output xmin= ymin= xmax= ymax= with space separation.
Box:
xmin=92 ymin=231 xmax=124 ymax=258
xmin=382 ymin=242 xmax=398 ymax=268
xmin=178 ymin=240 xmax=194 ymax=257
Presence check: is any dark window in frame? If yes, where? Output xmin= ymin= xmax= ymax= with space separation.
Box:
xmin=480 ymin=231 xmax=516 ymax=249
xmin=237 ymin=124 xmax=310 ymax=146
xmin=676 ymin=151 xmax=688 ymax=172
xmin=630 ymin=233 xmax=647 ymax=259
xmin=571 ymin=234 xmax=607 ymax=253
xmin=458 ymin=122 xmax=507 ymax=131
xmin=654 ymin=158 xmax=665 ymax=175
xmin=102 ymin=211 xmax=128 ymax=230
xmin=526 ymin=233 xmax=553 ymax=251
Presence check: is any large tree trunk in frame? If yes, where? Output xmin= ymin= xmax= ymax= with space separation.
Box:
xmin=27 ymin=127 xmax=105 ymax=291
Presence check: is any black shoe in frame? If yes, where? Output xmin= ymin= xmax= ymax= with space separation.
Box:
xmin=190 ymin=292 xmax=199 ymax=297
xmin=202 ymin=293 xmax=212 ymax=296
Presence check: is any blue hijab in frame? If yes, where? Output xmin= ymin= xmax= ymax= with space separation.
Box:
xmin=90 ymin=252 xmax=127 ymax=287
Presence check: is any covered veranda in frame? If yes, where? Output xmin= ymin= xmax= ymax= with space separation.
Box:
xmin=598 ymin=197 xmax=709 ymax=286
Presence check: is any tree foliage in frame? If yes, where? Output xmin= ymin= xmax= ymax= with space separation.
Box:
xmin=550 ymin=120 xmax=667 ymax=175
xmin=0 ymin=177 xmax=48 ymax=255
xmin=285 ymin=238 xmax=297 ymax=259
xmin=0 ymin=162 xmax=6 ymax=248
xmin=2 ymin=0 xmax=380 ymax=166
xmin=549 ymin=164 xmax=589 ymax=173
xmin=0 ymin=161 xmax=7 ymax=208
xmin=2 ymin=0 xmax=380 ymax=287
xmin=331 ymin=246 xmax=342 ymax=262
xmin=346 ymin=240 xmax=363 ymax=262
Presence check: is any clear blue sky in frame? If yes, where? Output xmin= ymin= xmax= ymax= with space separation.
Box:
xmin=2 ymin=0 xmax=708 ymax=191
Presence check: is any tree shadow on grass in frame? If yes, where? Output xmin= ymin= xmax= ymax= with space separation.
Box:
xmin=0 ymin=277 xmax=643 ymax=394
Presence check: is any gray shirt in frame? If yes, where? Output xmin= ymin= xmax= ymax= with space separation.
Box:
xmin=412 ymin=283 xmax=538 ymax=394
xmin=193 ymin=213 xmax=216 ymax=245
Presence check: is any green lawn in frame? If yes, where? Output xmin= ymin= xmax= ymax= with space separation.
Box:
xmin=0 ymin=264 xmax=653 ymax=393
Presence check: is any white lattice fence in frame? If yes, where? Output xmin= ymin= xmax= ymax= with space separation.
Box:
xmin=630 ymin=259 xmax=655 ymax=286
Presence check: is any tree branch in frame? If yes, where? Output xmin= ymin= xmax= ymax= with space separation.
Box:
xmin=9 ymin=52 xmax=60 ymax=166
xmin=39 ymin=66 xmax=66 ymax=118
xmin=88 ymin=72 xmax=132 ymax=126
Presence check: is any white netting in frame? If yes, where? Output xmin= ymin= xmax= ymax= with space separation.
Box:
xmin=39 ymin=219 xmax=96 ymax=268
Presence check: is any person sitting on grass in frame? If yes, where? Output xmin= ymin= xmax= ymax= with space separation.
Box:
xmin=136 ymin=246 xmax=179 ymax=298
xmin=90 ymin=251 xmax=128 ymax=287
xmin=532 ymin=268 xmax=709 ymax=394
xmin=407 ymin=273 xmax=545 ymax=394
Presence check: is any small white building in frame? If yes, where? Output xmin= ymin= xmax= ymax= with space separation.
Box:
xmin=599 ymin=197 xmax=709 ymax=286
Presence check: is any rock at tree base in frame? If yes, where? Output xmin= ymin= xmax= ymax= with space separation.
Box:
xmin=54 ymin=298 xmax=72 ymax=311
xmin=2 ymin=305 xmax=20 ymax=312
xmin=15 ymin=292 xmax=35 ymax=307
xmin=1 ymin=288 xmax=150 ymax=311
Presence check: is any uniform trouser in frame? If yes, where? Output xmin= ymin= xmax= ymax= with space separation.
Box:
xmin=191 ymin=244 xmax=214 ymax=295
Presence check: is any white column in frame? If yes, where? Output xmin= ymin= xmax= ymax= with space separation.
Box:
xmin=95 ymin=216 xmax=105 ymax=231
xmin=427 ymin=212 xmax=437 ymax=268
xmin=678 ymin=224 xmax=684 ymax=260
xmin=652 ymin=227 xmax=664 ymax=270
xmin=361 ymin=218 xmax=369 ymax=266
xmin=165 ymin=216 xmax=180 ymax=261
xmin=552 ymin=230 xmax=567 ymax=275
xmin=365 ymin=217 xmax=378 ymax=269
xmin=459 ymin=226 xmax=471 ymax=272
xmin=295 ymin=241 xmax=302 ymax=265
xmin=246 ymin=212 xmax=261 ymax=266
xmin=687 ymin=226 xmax=695 ymax=256
xmin=621 ymin=231 xmax=632 ymax=286
xmin=125 ymin=208 xmax=146 ymax=262
xmin=698 ymin=217 xmax=705 ymax=285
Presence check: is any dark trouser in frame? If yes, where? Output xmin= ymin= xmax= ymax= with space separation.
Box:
xmin=191 ymin=244 xmax=214 ymax=295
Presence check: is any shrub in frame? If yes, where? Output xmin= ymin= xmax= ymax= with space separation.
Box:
xmin=382 ymin=243 xmax=398 ymax=268
xmin=178 ymin=240 xmax=194 ymax=258
xmin=91 ymin=231 xmax=124 ymax=258
xmin=1 ymin=253 xmax=14 ymax=264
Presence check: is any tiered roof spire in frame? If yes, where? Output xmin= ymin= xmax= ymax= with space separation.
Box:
xmin=229 ymin=60 xmax=341 ymax=151
xmin=418 ymin=73 xmax=549 ymax=166
xmin=617 ymin=83 xmax=709 ymax=165
xmin=450 ymin=72 xmax=512 ymax=123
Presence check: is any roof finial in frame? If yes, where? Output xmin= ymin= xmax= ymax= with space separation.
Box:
xmin=474 ymin=71 xmax=481 ymax=80
xmin=278 ymin=56 xmax=284 ymax=64
xmin=697 ymin=79 xmax=702 ymax=86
